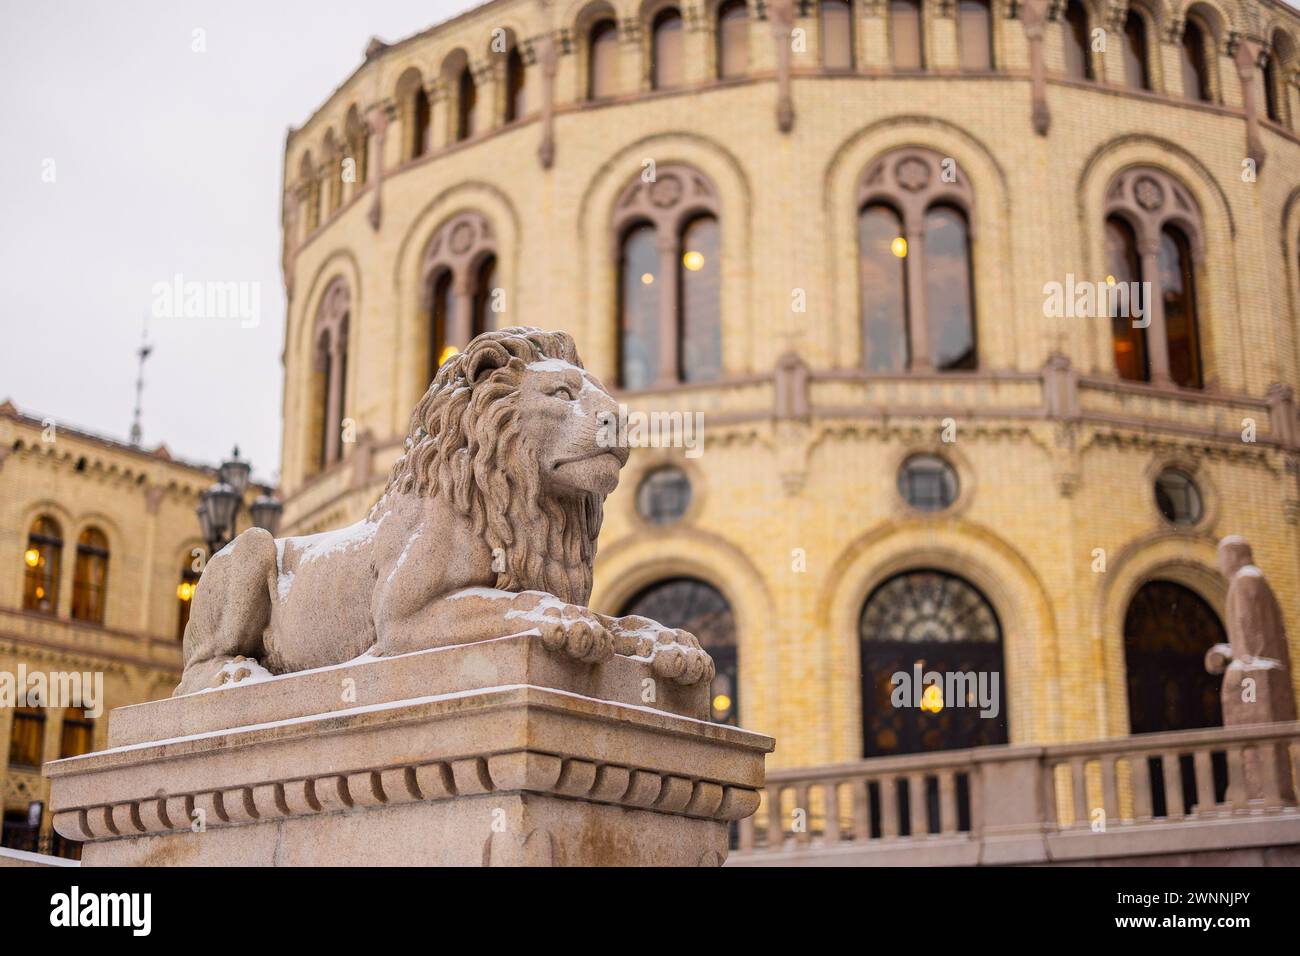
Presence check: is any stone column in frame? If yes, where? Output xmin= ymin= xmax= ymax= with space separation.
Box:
xmin=1023 ymin=0 xmax=1051 ymax=135
xmin=537 ymin=33 xmax=558 ymax=168
xmin=1235 ymin=36 xmax=1266 ymax=173
xmin=771 ymin=0 xmax=795 ymax=132
xmin=1136 ymin=235 xmax=1170 ymax=385
xmin=656 ymin=231 xmax=681 ymax=384
xmin=323 ymin=330 xmax=347 ymax=465
xmin=450 ymin=273 xmax=474 ymax=349
xmin=905 ymin=220 xmax=931 ymax=370
xmin=365 ymin=103 xmax=389 ymax=232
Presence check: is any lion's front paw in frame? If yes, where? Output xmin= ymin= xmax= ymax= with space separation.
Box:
xmin=649 ymin=629 xmax=715 ymax=686
xmin=211 ymin=656 xmax=265 ymax=688
xmin=537 ymin=608 xmax=615 ymax=665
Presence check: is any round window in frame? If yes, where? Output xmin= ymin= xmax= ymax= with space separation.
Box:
xmin=636 ymin=466 xmax=692 ymax=525
xmin=897 ymin=454 xmax=958 ymax=512
xmin=1154 ymin=468 xmax=1202 ymax=526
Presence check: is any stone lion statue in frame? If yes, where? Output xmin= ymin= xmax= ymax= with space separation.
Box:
xmin=176 ymin=327 xmax=714 ymax=696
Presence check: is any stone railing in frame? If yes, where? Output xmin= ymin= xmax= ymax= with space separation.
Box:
xmin=730 ymin=722 xmax=1300 ymax=866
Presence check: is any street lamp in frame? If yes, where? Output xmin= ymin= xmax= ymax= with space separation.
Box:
xmin=197 ymin=447 xmax=282 ymax=559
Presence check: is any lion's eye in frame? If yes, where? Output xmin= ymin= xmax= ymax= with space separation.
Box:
xmin=549 ymin=385 xmax=576 ymax=400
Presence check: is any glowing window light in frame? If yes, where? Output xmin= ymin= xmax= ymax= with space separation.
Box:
xmin=891 ymin=236 xmax=908 ymax=258
xmin=438 ymin=345 xmax=460 ymax=366
xmin=682 ymin=250 xmax=704 ymax=271
xmin=640 ymin=272 xmax=655 ymax=285
xmin=24 ymin=548 xmax=40 ymax=568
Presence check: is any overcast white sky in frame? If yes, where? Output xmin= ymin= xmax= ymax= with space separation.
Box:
xmin=0 ymin=1 xmax=468 ymax=482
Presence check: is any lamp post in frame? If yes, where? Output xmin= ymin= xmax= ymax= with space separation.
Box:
xmin=197 ymin=447 xmax=282 ymax=559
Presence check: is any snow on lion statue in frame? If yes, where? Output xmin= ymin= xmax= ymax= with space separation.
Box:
xmin=175 ymin=327 xmax=714 ymax=696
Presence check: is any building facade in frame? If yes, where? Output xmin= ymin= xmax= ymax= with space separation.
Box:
xmin=274 ymin=0 xmax=1300 ymax=779
xmin=0 ymin=402 xmax=264 ymax=856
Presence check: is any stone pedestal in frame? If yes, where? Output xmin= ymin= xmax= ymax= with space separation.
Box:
xmin=45 ymin=634 xmax=773 ymax=866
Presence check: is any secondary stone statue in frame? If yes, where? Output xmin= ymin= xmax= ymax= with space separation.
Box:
xmin=176 ymin=327 xmax=714 ymax=696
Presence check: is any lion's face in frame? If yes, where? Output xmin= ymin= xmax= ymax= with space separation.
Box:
xmin=517 ymin=358 xmax=629 ymax=498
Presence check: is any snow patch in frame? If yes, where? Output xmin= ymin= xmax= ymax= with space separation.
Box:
xmin=1235 ymin=565 xmax=1263 ymax=578
xmin=448 ymin=586 xmax=515 ymax=602
xmin=292 ymin=520 xmax=378 ymax=565
xmin=198 ymin=658 xmax=276 ymax=693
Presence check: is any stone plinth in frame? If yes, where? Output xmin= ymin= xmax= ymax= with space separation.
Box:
xmin=45 ymin=634 xmax=773 ymax=866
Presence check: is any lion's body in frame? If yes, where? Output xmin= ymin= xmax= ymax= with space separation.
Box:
xmin=175 ymin=328 xmax=713 ymax=697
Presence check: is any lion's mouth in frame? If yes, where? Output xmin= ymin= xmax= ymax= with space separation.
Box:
xmin=552 ymin=448 xmax=627 ymax=469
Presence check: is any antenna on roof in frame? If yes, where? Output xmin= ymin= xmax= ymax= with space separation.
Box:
xmin=130 ymin=319 xmax=153 ymax=446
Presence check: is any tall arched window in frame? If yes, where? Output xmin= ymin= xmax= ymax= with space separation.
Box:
xmin=1268 ymin=32 xmax=1297 ymax=127
xmin=309 ymin=279 xmax=351 ymax=471
xmin=680 ymin=215 xmax=721 ymax=382
xmin=8 ymin=707 xmax=44 ymax=768
xmin=419 ymin=211 xmax=497 ymax=377
xmin=1123 ymin=12 xmax=1150 ymax=90
xmin=59 ymin=707 xmax=95 ymax=759
xmin=717 ymin=0 xmax=749 ymax=79
xmin=1160 ymin=225 xmax=1202 ymax=388
xmin=859 ymin=203 xmax=909 ymax=372
xmin=860 ymin=570 xmax=1007 ymax=757
xmin=858 ymin=149 xmax=977 ymax=372
xmin=176 ymin=559 xmax=200 ymax=640
xmin=1180 ymin=19 xmax=1210 ymax=101
xmin=890 ymin=0 xmax=924 ymax=71
xmin=653 ymin=8 xmax=685 ymax=89
xmin=395 ymin=67 xmax=430 ymax=161
xmin=620 ymin=578 xmax=738 ymax=724
xmin=589 ymin=18 xmax=619 ymax=98
xmin=821 ymin=0 xmax=854 ymax=70
xmin=1105 ymin=168 xmax=1205 ymax=388
xmin=1062 ymin=0 xmax=1092 ymax=80
xmin=957 ymin=0 xmax=993 ymax=71
xmin=457 ymin=64 xmax=477 ymax=141
xmin=1105 ymin=216 xmax=1148 ymax=382
xmin=22 ymin=515 xmax=62 ymax=615
xmin=505 ymin=47 xmax=527 ymax=122
xmin=614 ymin=167 xmax=722 ymax=388
xmin=71 ymin=527 xmax=109 ymax=624
xmin=472 ymin=254 xmax=498 ymax=339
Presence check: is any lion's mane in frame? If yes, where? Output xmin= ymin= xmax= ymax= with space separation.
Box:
xmin=383 ymin=327 xmax=605 ymax=605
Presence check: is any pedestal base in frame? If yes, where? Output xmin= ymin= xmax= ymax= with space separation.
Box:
xmin=45 ymin=635 xmax=773 ymax=866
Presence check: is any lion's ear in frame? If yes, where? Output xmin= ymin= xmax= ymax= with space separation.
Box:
xmin=464 ymin=342 xmax=513 ymax=384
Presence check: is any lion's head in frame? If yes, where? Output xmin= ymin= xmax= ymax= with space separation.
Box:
xmin=384 ymin=327 xmax=628 ymax=605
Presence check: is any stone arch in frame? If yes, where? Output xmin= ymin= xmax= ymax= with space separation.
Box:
xmin=570 ymin=0 xmax=622 ymax=100
xmin=824 ymin=116 xmax=1014 ymax=374
xmin=577 ymin=133 xmax=754 ymax=383
xmin=819 ymin=519 xmax=1060 ymax=757
xmin=1093 ymin=530 xmax=1223 ymax=736
xmin=590 ymin=526 xmax=778 ymax=745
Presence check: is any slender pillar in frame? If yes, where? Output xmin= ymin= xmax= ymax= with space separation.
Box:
xmin=538 ymin=33 xmax=557 ymax=168
xmin=1234 ymin=37 xmax=1266 ymax=173
xmin=905 ymin=222 xmax=931 ymax=370
xmin=656 ymin=232 xmax=681 ymax=385
xmin=1023 ymin=0 xmax=1051 ymax=135
xmin=365 ymin=103 xmax=390 ymax=232
xmin=1138 ymin=236 xmax=1171 ymax=385
xmin=771 ymin=0 xmax=795 ymax=132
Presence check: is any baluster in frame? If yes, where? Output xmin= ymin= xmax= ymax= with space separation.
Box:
xmin=767 ymin=784 xmax=785 ymax=849
xmin=1192 ymin=748 xmax=1216 ymax=816
xmin=908 ymin=773 xmax=927 ymax=837
xmin=1290 ymin=741 xmax=1300 ymax=806
xmin=880 ymin=775 xmax=899 ymax=838
xmin=1162 ymin=751 xmax=1183 ymax=819
xmin=1225 ymin=744 xmax=1248 ymax=811
xmin=1070 ymin=757 xmax=1088 ymax=828
xmin=1101 ymin=755 xmax=1120 ymax=825
xmin=794 ymin=783 xmax=811 ymax=845
xmin=938 ymin=770 xmax=958 ymax=834
xmin=738 ymin=814 xmax=754 ymax=851
xmin=1257 ymin=742 xmax=1284 ymax=810
xmin=1131 ymin=753 xmax=1153 ymax=821
xmin=824 ymin=780 xmax=841 ymax=845
xmin=853 ymin=778 xmax=871 ymax=840
xmin=1044 ymin=763 xmax=1060 ymax=829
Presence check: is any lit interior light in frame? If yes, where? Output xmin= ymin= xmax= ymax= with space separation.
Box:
xmin=712 ymin=693 xmax=732 ymax=715
xmin=640 ymin=272 xmax=655 ymax=285
xmin=891 ymin=237 xmax=908 ymax=259
xmin=920 ymin=683 xmax=944 ymax=714
xmin=177 ymin=581 xmax=195 ymax=602
xmin=682 ymin=250 xmax=704 ymax=271
xmin=438 ymin=345 xmax=460 ymax=366
xmin=24 ymin=548 xmax=40 ymax=568
xmin=1105 ymin=275 xmax=1116 ymax=285
xmin=34 ymin=586 xmax=45 ymax=600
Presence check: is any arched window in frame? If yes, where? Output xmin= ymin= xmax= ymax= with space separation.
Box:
xmin=1160 ymin=225 xmax=1202 ymax=388
xmin=7 ymin=707 xmax=44 ymax=768
xmin=619 ymin=578 xmax=738 ymax=724
xmin=858 ymin=203 xmax=909 ymax=372
xmin=1268 ymin=32 xmax=1297 ymax=127
xmin=505 ymin=47 xmax=527 ymax=122
xmin=614 ymin=167 xmax=722 ymax=389
xmin=1180 ymin=19 xmax=1210 ymax=101
xmin=59 ymin=707 xmax=94 ymax=759
xmin=1263 ymin=56 xmax=1280 ymax=123
xmin=309 ymin=279 xmax=351 ymax=472
xmin=589 ymin=18 xmax=619 ymax=98
xmin=419 ymin=211 xmax=497 ymax=376
xmin=71 ymin=527 xmax=109 ymax=624
xmin=345 ymin=106 xmax=370 ymax=187
xmin=957 ymin=0 xmax=993 ymax=71
xmin=1105 ymin=216 xmax=1148 ymax=382
xmin=457 ymin=64 xmax=477 ymax=141
xmin=653 ymin=8 xmax=685 ymax=89
xmin=1062 ymin=0 xmax=1092 ymax=80
xmin=821 ymin=0 xmax=854 ymax=70
xmin=1104 ymin=168 xmax=1204 ymax=388
xmin=860 ymin=570 xmax=1006 ymax=758
xmin=680 ymin=215 xmax=721 ymax=382
xmin=176 ymin=559 xmax=200 ymax=640
xmin=858 ymin=149 xmax=977 ymax=372
xmin=472 ymin=254 xmax=498 ymax=339
xmin=890 ymin=0 xmax=924 ymax=71
xmin=22 ymin=515 xmax=62 ymax=615
xmin=717 ymin=0 xmax=749 ymax=79
xmin=1123 ymin=12 xmax=1150 ymax=90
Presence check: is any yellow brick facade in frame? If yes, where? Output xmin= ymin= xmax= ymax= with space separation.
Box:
xmin=276 ymin=0 xmax=1300 ymax=771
